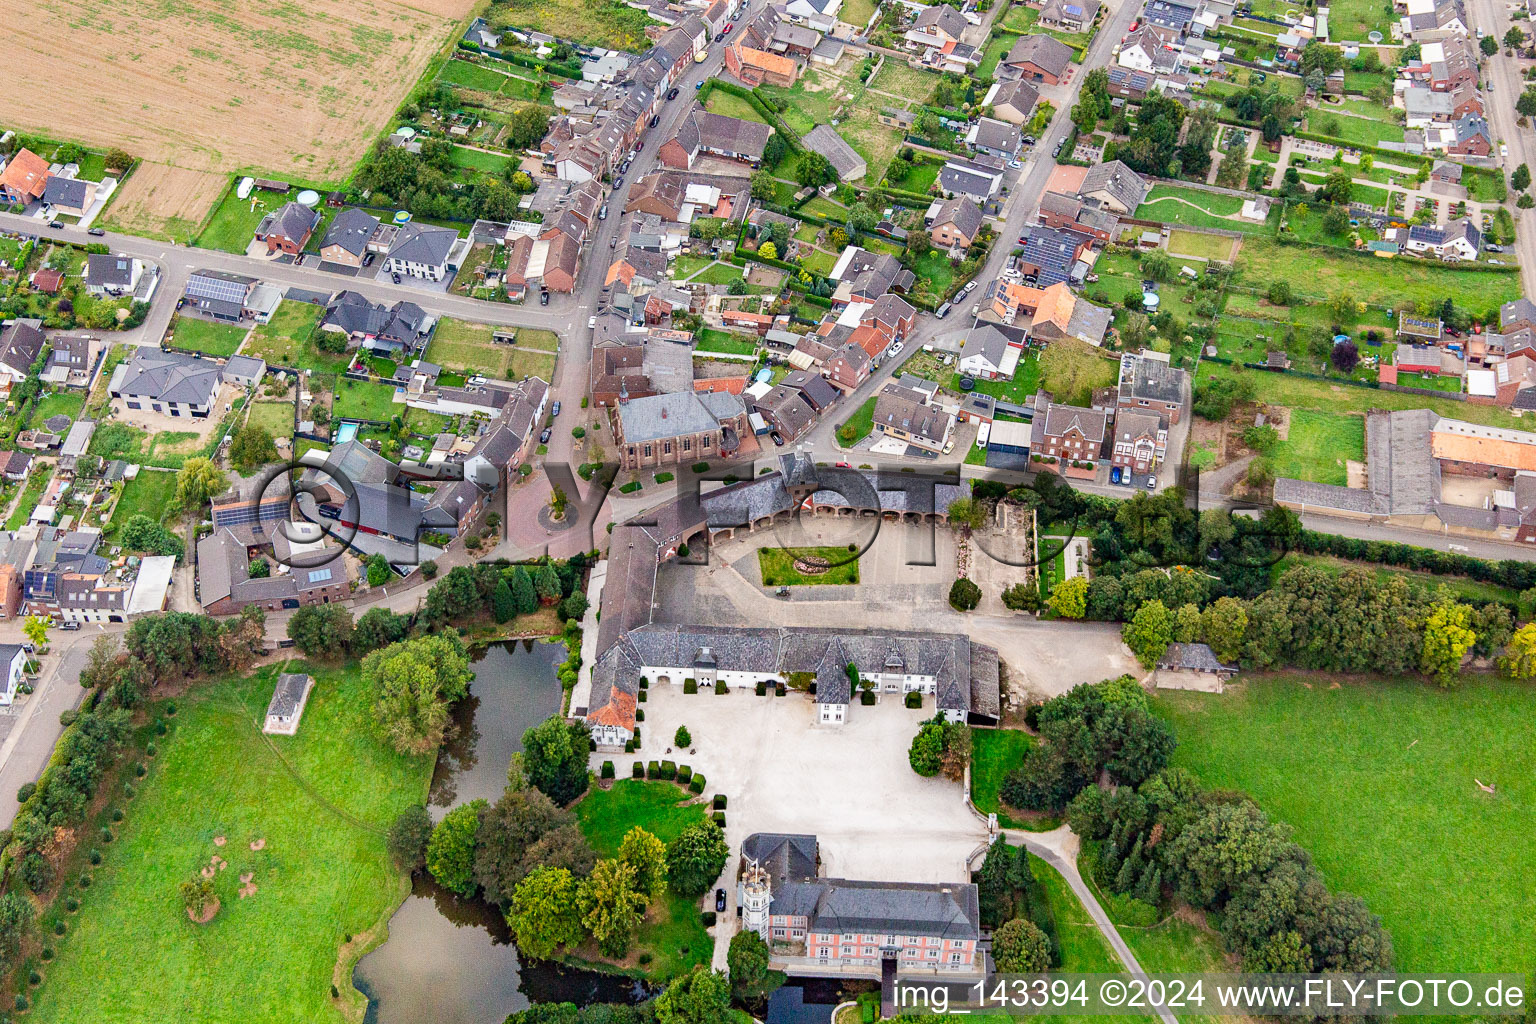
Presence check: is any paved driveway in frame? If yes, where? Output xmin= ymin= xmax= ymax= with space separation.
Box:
xmin=610 ymin=684 xmax=988 ymax=886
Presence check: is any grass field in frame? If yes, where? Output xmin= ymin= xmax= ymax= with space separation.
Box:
xmin=506 ymin=349 xmax=557 ymax=381
xmin=241 ymin=302 xmax=339 ymax=371
xmin=970 ymin=728 xmax=1046 ymax=830
xmin=439 ymin=57 xmax=517 ymax=93
xmin=448 ymin=145 xmax=511 ymax=176
xmin=171 ymin=316 xmax=248 ymax=357
xmin=332 ymin=378 xmax=401 ymax=422
xmin=950 ymin=352 xmax=1044 ymax=407
xmin=572 ymin=780 xmax=712 ymax=980
xmin=869 ymin=62 xmax=938 ymax=104
xmin=28 ymin=663 xmax=432 ymax=1024
xmin=246 ymin=400 xmax=296 ymax=437
xmin=515 ymin=329 xmax=559 ymax=352
xmin=493 ymin=0 xmax=658 ymax=51
xmin=703 ymin=90 xmax=768 ymax=124
xmin=426 ymin=318 xmax=553 ymax=378
xmin=1198 ymin=360 xmax=1533 ymax=431
xmin=1167 ymin=229 xmax=1237 ymax=262
xmin=835 ymin=396 xmax=877 ymax=445
xmin=1138 ymin=185 xmax=1272 ymax=235
xmin=1233 ymin=237 xmax=1523 ymax=311
xmin=1269 ymin=409 xmax=1364 ymax=486
xmin=696 ymin=328 xmax=760 ymax=356
xmin=106 ymin=469 xmax=180 ymax=534
xmin=1156 ymin=676 xmax=1536 ymax=975
xmin=758 ymin=546 xmax=860 ymax=587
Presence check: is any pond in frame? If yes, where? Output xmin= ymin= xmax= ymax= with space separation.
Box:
xmin=356 ymin=640 xmax=645 ymax=1024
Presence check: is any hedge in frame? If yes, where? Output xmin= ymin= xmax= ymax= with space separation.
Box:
xmin=647 ymin=760 xmax=661 ymax=778
xmin=601 ymin=760 xmax=615 ymax=779
xmin=689 ymin=774 xmax=706 ymax=793
xmin=632 ymin=761 xmax=645 ymax=777
xmin=684 ymin=679 xmax=698 ymax=694
xmin=713 ymin=794 xmax=727 ymax=810
xmin=698 ymin=79 xmax=804 ymax=154
xmin=714 ymin=680 xmax=729 ymax=694
xmin=677 ymin=765 xmax=693 ymax=783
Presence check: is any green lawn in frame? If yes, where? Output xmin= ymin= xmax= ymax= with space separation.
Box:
xmin=515 ymin=329 xmax=560 ymax=352
xmin=33 ymin=390 xmax=85 ymax=424
xmin=1269 ymin=409 xmax=1364 ymax=486
xmin=426 ymin=318 xmax=547 ymax=378
xmin=332 ymin=379 xmax=401 ymax=422
xmin=948 ymin=352 xmax=1043 ymax=407
xmin=703 ymin=90 xmax=769 ymax=125
xmin=448 ymin=146 xmax=511 ymax=176
xmin=692 ymin=263 xmax=747 ymax=287
xmin=1307 ymin=110 xmax=1406 ymax=147
xmin=909 ymin=249 xmax=956 ymax=306
xmin=1156 ymin=677 xmax=1536 ymax=975
xmin=696 ymin=328 xmax=759 ymax=355
xmin=28 ymin=664 xmax=432 ymax=1024
xmin=835 ymin=396 xmax=877 ymax=445
xmin=242 ymin=302 xmax=339 ymax=371
xmin=758 ymin=546 xmax=859 ymax=587
xmin=197 ymin=188 xmax=293 ymax=254
xmin=247 ymin=401 xmax=296 ymax=437
xmin=970 ymin=728 xmax=1062 ymax=831
xmin=572 ymin=780 xmax=713 ymax=981
xmin=170 ymin=316 xmax=248 ymax=357
xmin=107 ymin=469 xmax=179 ymax=534
xmin=4 ymin=470 xmax=50 ymax=530
xmin=1233 ymin=236 xmax=1523 ymax=311
xmin=507 ymin=349 xmax=557 ymax=382
xmin=1166 ymin=230 xmax=1235 ymax=262
xmin=1137 ymin=185 xmax=1273 ymax=235
xmin=438 ymin=57 xmax=515 ymax=92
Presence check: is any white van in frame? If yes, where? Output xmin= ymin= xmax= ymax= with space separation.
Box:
xmin=976 ymin=422 xmax=991 ymax=448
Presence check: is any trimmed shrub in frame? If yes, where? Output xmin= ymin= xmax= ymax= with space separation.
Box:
xmin=677 ymin=765 xmax=693 ymax=784
xmin=632 ymin=761 xmax=645 ymax=778
xmin=715 ymin=680 xmax=728 ymax=694
xmin=15 ymin=782 xmax=35 ymax=804
xmin=713 ymin=794 xmax=727 ymax=810
xmin=638 ymin=952 xmax=653 ymax=966
xmin=633 ymin=726 xmax=641 ymax=746
xmin=601 ymin=760 xmax=615 ymax=779
xmin=647 ymin=760 xmax=661 ymax=779
xmin=905 ymin=691 xmax=922 ymax=708
xmin=755 ymin=681 xmax=766 ymax=696
xmin=690 ymin=774 xmax=706 ymax=793
xmin=683 ymin=679 xmax=698 ymax=694
xmin=860 ymin=691 xmax=876 ymax=705
xmin=701 ymin=911 xmax=717 ymax=927
xmin=712 ymin=811 xmax=726 ymax=827
xmin=636 ymin=709 xmax=645 ymax=722
xmin=659 ymin=760 xmax=677 ymax=780
xmin=624 ymin=739 xmax=635 ymax=754
xmin=638 ymin=690 xmax=647 ymax=703
xmin=775 ymin=683 xmax=786 ymax=696
xmin=639 ymin=676 xmax=649 ymax=689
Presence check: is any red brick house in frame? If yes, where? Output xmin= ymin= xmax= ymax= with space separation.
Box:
xmin=1036 ymin=400 xmax=1105 ymax=478
xmin=255 ymin=201 xmax=321 ymax=255
xmin=826 ymin=342 xmax=872 ymax=391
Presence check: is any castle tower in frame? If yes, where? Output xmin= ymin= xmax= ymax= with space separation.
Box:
xmin=741 ymin=858 xmax=772 ymax=941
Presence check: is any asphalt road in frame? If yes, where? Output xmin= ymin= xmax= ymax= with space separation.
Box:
xmin=0 ymin=635 xmax=92 ymax=828
xmin=1467 ymin=0 xmax=1536 ymax=296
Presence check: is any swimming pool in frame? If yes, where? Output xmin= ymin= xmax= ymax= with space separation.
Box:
xmin=334 ymin=421 xmax=361 ymax=443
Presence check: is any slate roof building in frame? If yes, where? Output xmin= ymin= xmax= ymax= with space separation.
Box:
xmin=263 ymin=673 xmax=316 ymax=735
xmin=1117 ymin=350 xmax=1188 ymax=424
xmin=319 ymin=291 xmax=433 ymax=356
xmin=183 ymin=270 xmax=256 ymax=322
xmin=614 ymin=391 xmax=750 ymax=469
xmin=0 ymin=321 xmax=45 ymax=385
xmin=802 ymin=125 xmax=867 ymax=181
xmin=108 ymin=350 xmax=221 ymax=417
xmin=320 ymin=208 xmax=382 ymax=267
xmin=658 ymin=104 xmax=775 ymax=169
xmin=580 ymin=455 xmax=999 ymax=746
xmin=738 ymin=831 xmax=981 ymax=973
xmin=384 ymin=222 xmax=463 ymax=281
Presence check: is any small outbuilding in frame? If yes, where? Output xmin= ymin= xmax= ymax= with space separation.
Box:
xmin=263 ymin=672 xmax=316 ymax=735
xmin=1154 ymin=642 xmax=1237 ymax=693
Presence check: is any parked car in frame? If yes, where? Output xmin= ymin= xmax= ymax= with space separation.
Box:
xmin=468 ymin=375 xmax=486 ymax=386
xmin=695 ymin=80 xmax=704 ymax=89
xmin=935 ymin=302 xmax=951 ymax=318
xmin=1146 ymin=475 xmax=1157 ymax=489
xmin=1487 ymin=243 xmax=1503 ymax=253
xmin=667 ymin=87 xmax=680 ymax=99
xmin=552 ymin=401 xmax=561 ymax=417
xmin=963 ymin=280 xmax=977 ymax=294
xmin=716 ymin=889 xmax=727 ymax=912
xmin=87 ymin=227 xmax=105 ymax=237
xmin=888 ymin=341 xmax=904 ymax=357
xmin=540 ymin=290 xmax=550 ymax=306
xmin=770 ymin=431 xmax=785 ymax=446
xmin=48 ymin=220 xmax=62 ymax=229
xmin=60 ymin=621 xmax=81 ymax=631
xmin=835 ymin=461 xmax=851 ymax=468
xmin=363 ymin=252 xmax=375 ymax=266
xmin=588 ymin=315 xmax=597 ymax=328
xmin=391 ymin=272 xmax=402 ymax=284
xmin=599 ymin=204 xmax=609 ymax=220
xmin=175 ymin=297 xmax=185 ymax=310
xmin=1111 ymin=466 xmax=1122 ymax=484
xmin=539 ymin=427 xmax=552 ymax=444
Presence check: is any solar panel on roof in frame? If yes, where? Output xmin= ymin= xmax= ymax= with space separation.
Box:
xmin=185 ymin=273 xmax=249 ymax=305
xmin=307 ymin=568 xmax=333 ymax=583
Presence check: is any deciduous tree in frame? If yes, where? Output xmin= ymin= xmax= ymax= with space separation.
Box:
xmin=618 ymin=826 xmax=668 ymax=898
xmin=387 ymin=804 xmax=433 ymax=872
xmin=426 ymin=799 xmax=486 ymax=896
xmin=286 ymin=604 xmax=354 ymax=658
xmin=578 ymin=858 xmax=647 ymax=957
xmin=175 ymin=457 xmax=226 ymax=514
xmin=1420 ymin=600 xmax=1476 ymax=686
xmin=364 ymin=633 xmax=475 ymax=754
xmin=655 ymin=966 xmax=734 ymax=1024
xmin=509 ymin=865 xmax=585 ymax=960
xmin=228 ymin=424 xmax=278 ymax=473
xmin=665 ymin=820 xmax=729 ymax=896
xmin=992 ymin=918 xmax=1052 ymax=972
xmin=1122 ymin=600 xmax=1173 ymax=668
xmin=519 ymin=715 xmax=593 ymax=806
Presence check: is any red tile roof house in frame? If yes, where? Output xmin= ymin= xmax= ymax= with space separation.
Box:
xmin=255 ymin=201 xmax=321 ymax=255
xmin=1002 ymin=34 xmax=1074 ymax=85
xmin=722 ymin=310 xmax=774 ymax=334
xmin=540 ymin=232 xmax=580 ymax=293
xmin=0 ymin=149 xmax=50 ymax=205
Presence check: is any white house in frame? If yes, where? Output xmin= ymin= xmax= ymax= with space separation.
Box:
xmin=0 ymin=644 xmax=27 ymax=706
xmin=384 ymin=223 xmax=464 ymax=281
xmin=956 ymin=322 xmax=1028 ymax=380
